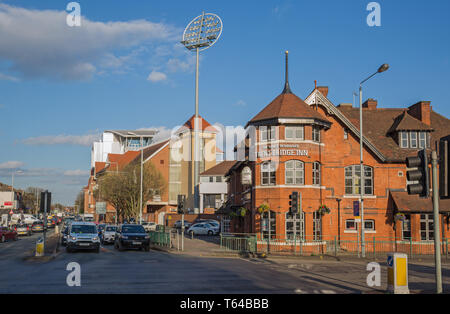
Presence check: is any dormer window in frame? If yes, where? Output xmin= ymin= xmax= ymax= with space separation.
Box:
xmin=399 ymin=131 xmax=429 ymax=149
xmin=410 ymin=132 xmax=418 ymax=148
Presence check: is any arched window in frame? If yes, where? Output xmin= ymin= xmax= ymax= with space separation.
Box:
xmin=312 ymin=162 xmax=321 ymax=186
xmin=285 ymin=160 xmax=304 ymax=185
xmin=345 ymin=165 xmax=373 ymax=195
xmin=261 ymin=162 xmax=276 ymax=186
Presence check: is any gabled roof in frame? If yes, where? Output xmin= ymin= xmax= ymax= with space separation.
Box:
xmin=200 ymin=161 xmax=236 ymax=176
xmin=248 ymin=93 xmax=330 ymax=126
xmin=338 ymin=107 xmax=447 ymax=161
xmin=176 ymin=115 xmax=217 ymax=134
xmin=134 ymin=140 xmax=170 ymax=163
xmin=94 ymin=162 xmax=107 ymax=174
xmin=304 ymin=87 xmax=450 ymax=162
xmin=387 ymin=111 xmax=434 ymax=133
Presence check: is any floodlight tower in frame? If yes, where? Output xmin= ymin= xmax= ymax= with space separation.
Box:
xmin=181 ymin=12 xmax=223 ymax=213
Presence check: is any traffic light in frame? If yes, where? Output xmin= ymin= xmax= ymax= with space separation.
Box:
xmin=440 ymin=136 xmax=449 ymax=199
xmin=289 ymin=191 xmax=299 ymax=214
xmin=406 ymin=149 xmax=430 ymax=197
xmin=39 ymin=191 xmax=51 ymax=212
xmin=177 ymin=194 xmax=186 ymax=214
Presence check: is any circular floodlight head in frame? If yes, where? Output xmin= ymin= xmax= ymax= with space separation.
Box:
xmin=182 ymin=12 xmax=223 ymax=52
xmin=378 ymin=63 xmax=389 ymax=73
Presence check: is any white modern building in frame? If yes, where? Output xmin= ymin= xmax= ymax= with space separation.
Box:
xmin=91 ymin=130 xmax=158 ymax=168
xmin=198 ymin=161 xmax=235 ymax=213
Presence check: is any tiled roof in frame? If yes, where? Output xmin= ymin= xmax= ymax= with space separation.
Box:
xmin=94 ymin=162 xmax=107 ymax=174
xmin=200 ymin=161 xmax=237 ymax=176
xmin=248 ymin=93 xmax=330 ymax=125
xmin=391 ymin=191 xmax=450 ymax=213
xmin=337 ymin=107 xmax=450 ymax=161
xmin=387 ymin=111 xmax=433 ymax=133
xmin=134 ymin=140 xmax=170 ymax=163
xmin=177 ymin=115 xmax=217 ymax=133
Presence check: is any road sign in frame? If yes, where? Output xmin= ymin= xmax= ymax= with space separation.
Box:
xmin=387 ymin=255 xmax=393 ymax=267
xmin=96 ymin=202 xmax=107 ymax=215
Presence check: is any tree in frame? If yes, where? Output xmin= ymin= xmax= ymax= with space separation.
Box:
xmin=74 ymin=190 xmax=85 ymax=214
xmin=96 ymin=161 xmax=166 ymax=223
xmin=22 ymin=187 xmax=44 ymax=214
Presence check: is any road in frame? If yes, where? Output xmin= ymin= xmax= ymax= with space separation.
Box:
xmin=0 ymin=232 xmax=448 ymax=294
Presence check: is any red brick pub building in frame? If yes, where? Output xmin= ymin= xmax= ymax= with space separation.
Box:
xmin=222 ymin=56 xmax=450 ymax=254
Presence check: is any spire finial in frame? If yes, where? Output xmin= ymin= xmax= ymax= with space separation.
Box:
xmin=282 ymin=50 xmax=292 ymax=94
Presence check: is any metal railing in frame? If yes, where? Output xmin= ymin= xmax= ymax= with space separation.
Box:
xmin=220 ymin=233 xmax=257 ymax=254
xmin=219 ymin=233 xmax=450 ymax=259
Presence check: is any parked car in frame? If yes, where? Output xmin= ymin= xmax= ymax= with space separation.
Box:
xmin=173 ymin=220 xmax=192 ymax=229
xmin=204 ymin=221 xmax=220 ymax=234
xmin=15 ymin=224 xmax=32 ymax=236
xmin=101 ymin=225 xmax=117 ymax=245
xmin=66 ymin=222 xmax=100 ymax=253
xmin=0 ymin=227 xmax=18 ymax=242
xmin=31 ymin=221 xmax=45 ymax=233
xmin=186 ymin=223 xmax=217 ymax=236
xmin=61 ymin=226 xmax=70 ymax=246
xmin=114 ymin=224 xmax=150 ymax=251
xmin=142 ymin=222 xmax=157 ymax=232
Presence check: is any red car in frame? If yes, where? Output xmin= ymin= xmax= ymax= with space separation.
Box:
xmin=0 ymin=227 xmax=18 ymax=242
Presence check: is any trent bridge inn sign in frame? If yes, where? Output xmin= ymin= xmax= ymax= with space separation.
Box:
xmin=257 ymin=144 xmax=309 ymax=158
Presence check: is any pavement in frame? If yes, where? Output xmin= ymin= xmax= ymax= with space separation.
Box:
xmin=0 ymin=230 xmax=448 ymax=294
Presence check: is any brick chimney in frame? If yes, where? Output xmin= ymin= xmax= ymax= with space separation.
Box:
xmin=362 ymin=98 xmax=377 ymax=110
xmin=407 ymin=101 xmax=431 ymax=125
xmin=317 ymin=86 xmax=329 ymax=98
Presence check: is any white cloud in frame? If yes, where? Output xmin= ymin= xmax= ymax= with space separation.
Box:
xmin=0 ymin=72 xmax=19 ymax=82
xmin=63 ymin=170 xmax=90 ymax=177
xmin=167 ymin=56 xmax=196 ymax=73
xmin=147 ymin=70 xmax=167 ymax=82
xmin=233 ymin=100 xmax=247 ymax=107
xmin=22 ymin=133 xmax=101 ymax=146
xmin=0 ymin=161 xmax=25 ymax=169
xmin=0 ymin=4 xmax=178 ymax=80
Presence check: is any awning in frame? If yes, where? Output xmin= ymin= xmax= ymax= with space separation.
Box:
xmin=390 ymin=191 xmax=450 ymax=213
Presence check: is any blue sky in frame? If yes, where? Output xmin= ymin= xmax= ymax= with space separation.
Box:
xmin=0 ymin=0 xmax=449 ymax=205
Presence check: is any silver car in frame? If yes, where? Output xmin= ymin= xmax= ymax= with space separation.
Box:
xmin=66 ymin=222 xmax=100 ymax=253
xmin=15 ymin=224 xmax=32 ymax=236
xmin=101 ymin=225 xmax=117 ymax=244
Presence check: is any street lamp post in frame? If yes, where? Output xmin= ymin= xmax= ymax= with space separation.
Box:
xmin=128 ymin=133 xmax=145 ymax=224
xmin=358 ymin=63 xmax=389 ymax=258
xmin=181 ymin=12 xmax=222 ymax=213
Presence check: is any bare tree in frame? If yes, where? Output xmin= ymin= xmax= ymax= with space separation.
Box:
xmin=96 ymin=162 xmax=165 ymax=223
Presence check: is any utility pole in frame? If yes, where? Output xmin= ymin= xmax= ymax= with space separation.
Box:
xmin=431 ymin=150 xmax=443 ymax=294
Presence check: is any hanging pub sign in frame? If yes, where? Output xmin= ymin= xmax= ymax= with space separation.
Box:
xmin=241 ymin=166 xmax=252 ymax=186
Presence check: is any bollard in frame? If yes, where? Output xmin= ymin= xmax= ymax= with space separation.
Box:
xmin=35 ymin=237 xmax=44 ymax=257
xmin=387 ymin=252 xmax=409 ymax=294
